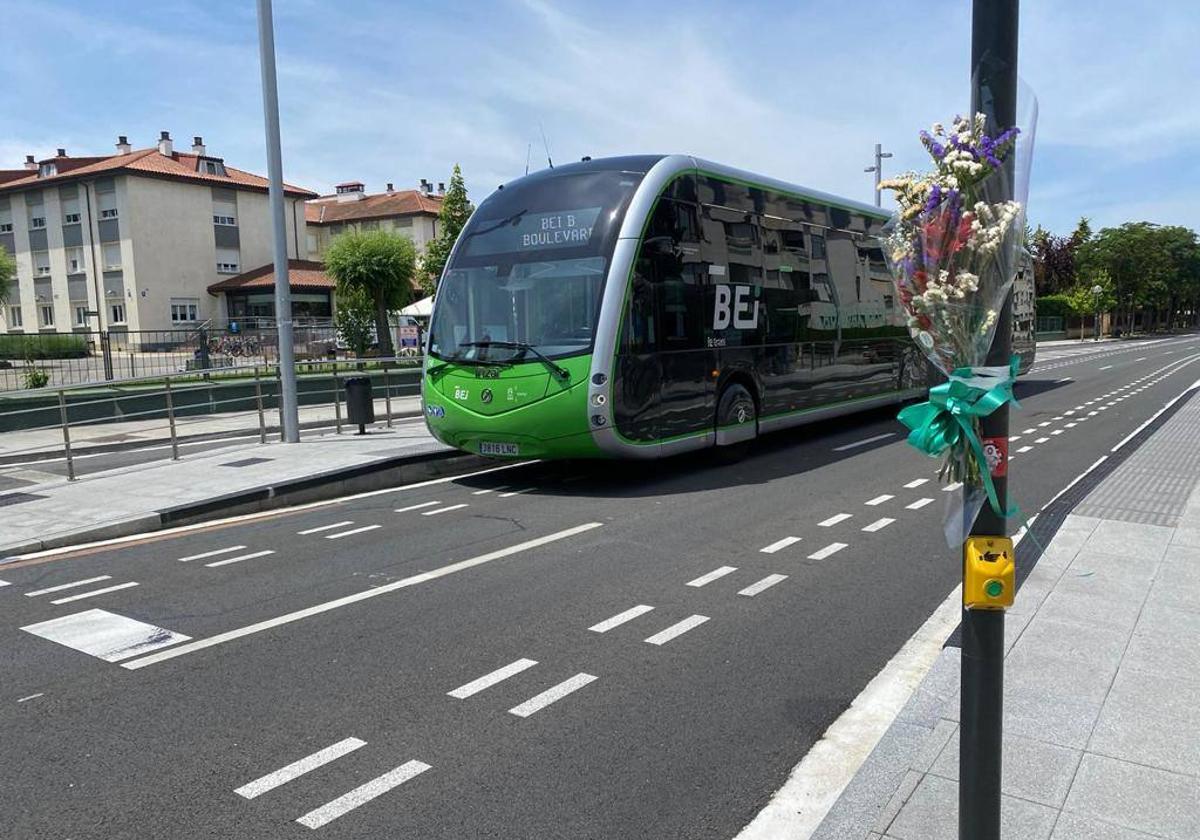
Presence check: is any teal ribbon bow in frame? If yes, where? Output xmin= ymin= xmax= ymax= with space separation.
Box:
xmin=897 ymin=355 xmax=1021 ymax=518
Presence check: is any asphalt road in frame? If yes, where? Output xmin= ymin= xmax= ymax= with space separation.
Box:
xmin=2 ymin=334 xmax=1198 ymax=840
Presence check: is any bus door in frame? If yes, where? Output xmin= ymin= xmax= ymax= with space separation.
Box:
xmin=613 ymin=272 xmax=661 ymax=443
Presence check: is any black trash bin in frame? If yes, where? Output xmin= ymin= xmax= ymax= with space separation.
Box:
xmin=343 ymin=376 xmax=375 ymax=434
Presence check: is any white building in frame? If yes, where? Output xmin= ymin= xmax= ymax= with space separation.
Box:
xmin=0 ymin=132 xmax=316 ymax=336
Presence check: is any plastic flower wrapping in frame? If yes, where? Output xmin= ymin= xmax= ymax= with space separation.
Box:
xmin=880 ymin=102 xmax=1037 ymax=546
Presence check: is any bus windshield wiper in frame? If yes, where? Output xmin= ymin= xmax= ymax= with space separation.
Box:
xmin=440 ymin=350 xmax=512 ymax=369
xmin=459 ymin=341 xmax=570 ymax=380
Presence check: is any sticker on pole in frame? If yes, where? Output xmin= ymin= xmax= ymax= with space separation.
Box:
xmin=982 ymin=436 xmax=1008 ymax=478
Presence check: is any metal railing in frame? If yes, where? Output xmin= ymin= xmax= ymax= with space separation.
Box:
xmin=0 ymin=356 xmax=425 ymax=481
xmin=0 ymin=322 xmax=361 ymax=392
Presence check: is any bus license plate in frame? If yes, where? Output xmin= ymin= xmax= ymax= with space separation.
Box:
xmin=480 ymin=441 xmax=520 ymax=456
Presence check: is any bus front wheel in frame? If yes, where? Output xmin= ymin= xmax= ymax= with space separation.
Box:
xmin=714 ymin=383 xmax=757 ymax=461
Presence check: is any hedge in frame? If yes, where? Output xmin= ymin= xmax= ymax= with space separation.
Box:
xmin=0 ymin=334 xmax=90 ymax=360
xmin=1035 ymin=295 xmax=1073 ymax=318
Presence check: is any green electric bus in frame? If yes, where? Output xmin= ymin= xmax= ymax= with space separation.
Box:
xmin=422 ymin=154 xmax=1034 ymax=460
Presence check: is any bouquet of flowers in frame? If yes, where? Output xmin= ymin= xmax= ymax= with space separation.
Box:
xmin=880 ymin=111 xmax=1034 ymax=543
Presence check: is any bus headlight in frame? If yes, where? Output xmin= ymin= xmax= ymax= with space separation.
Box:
xmin=591 ymin=373 xmax=607 ymax=386
xmin=591 ymin=393 xmax=607 ymax=406
xmin=591 ymin=414 xmax=607 ymax=427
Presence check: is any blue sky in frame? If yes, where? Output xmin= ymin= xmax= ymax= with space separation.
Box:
xmin=1 ymin=0 xmax=1196 ymax=236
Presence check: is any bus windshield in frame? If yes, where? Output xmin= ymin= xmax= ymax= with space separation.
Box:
xmin=428 ymin=167 xmax=648 ymax=363
xmin=430 ymin=257 xmax=608 ymax=361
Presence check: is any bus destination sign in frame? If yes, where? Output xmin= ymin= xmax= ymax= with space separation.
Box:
xmin=464 ymin=207 xmax=602 ymax=256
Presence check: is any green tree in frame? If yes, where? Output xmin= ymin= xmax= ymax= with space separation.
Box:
xmin=333 ymin=284 xmax=376 ymax=357
xmin=1078 ymin=222 xmax=1172 ymax=334
xmin=421 ymin=164 xmax=472 ymax=293
xmin=325 ymin=230 xmax=417 ymax=357
xmin=0 ymin=246 xmax=15 ymax=306
xmin=1064 ymin=272 xmax=1115 ymax=335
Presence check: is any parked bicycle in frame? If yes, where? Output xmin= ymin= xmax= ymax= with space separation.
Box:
xmin=207 ymin=335 xmax=262 ymax=358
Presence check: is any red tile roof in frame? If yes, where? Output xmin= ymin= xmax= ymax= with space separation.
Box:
xmin=305 ymin=188 xmax=442 ymax=224
xmin=0 ymin=148 xmax=317 ymax=198
xmin=207 ymin=259 xmax=332 ymax=294
xmin=0 ymin=170 xmax=30 ymax=185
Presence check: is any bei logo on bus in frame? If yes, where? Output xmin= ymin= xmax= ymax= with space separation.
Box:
xmin=712 ymin=284 xmax=760 ymax=330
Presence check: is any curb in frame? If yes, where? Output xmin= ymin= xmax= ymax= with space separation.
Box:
xmin=0 ymin=448 xmax=500 ymax=559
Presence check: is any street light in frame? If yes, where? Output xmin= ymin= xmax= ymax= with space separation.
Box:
xmin=864 ymin=143 xmax=893 ymax=207
xmin=1091 ymin=283 xmax=1104 ymax=341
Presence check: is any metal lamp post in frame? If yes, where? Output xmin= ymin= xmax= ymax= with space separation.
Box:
xmin=1092 ymin=283 xmax=1104 ymax=341
xmin=864 ymin=143 xmax=894 ymax=207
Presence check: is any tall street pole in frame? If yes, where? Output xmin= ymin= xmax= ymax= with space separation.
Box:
xmin=256 ymin=0 xmax=299 ymax=443
xmin=864 ymin=143 xmax=893 ymax=207
xmin=960 ymin=1 xmax=1018 ymax=838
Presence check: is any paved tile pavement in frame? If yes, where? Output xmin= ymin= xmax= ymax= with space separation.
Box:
xmin=811 ymin=394 xmax=1200 ymax=840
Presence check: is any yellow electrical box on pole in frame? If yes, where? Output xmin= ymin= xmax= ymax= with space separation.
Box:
xmin=963 ymin=536 xmax=1015 ymax=609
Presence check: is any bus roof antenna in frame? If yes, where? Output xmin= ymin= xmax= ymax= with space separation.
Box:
xmin=539 ymin=122 xmax=554 ymax=169
xmin=525 ymin=142 xmax=532 ymax=176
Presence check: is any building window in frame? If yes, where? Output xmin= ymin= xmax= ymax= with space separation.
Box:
xmin=170 ymin=299 xmax=200 ymax=323
xmin=109 ymin=302 xmax=126 ymax=324
xmin=199 ymin=159 xmax=228 ymax=177
xmin=66 ymin=247 xmax=86 ymax=274
xmin=216 ymin=245 xmax=239 ymax=274
xmin=30 ymin=216 xmax=46 ymax=229
xmin=213 ymin=214 xmax=237 ymax=226
xmin=102 ymin=243 xmax=122 ymax=270
xmin=7 ymin=306 xmax=22 ymax=328
xmin=100 ymin=208 xmax=119 ymax=219
xmin=39 ymin=163 xmax=57 ymax=178
xmin=0 ymin=223 xmax=12 ymax=233
xmin=74 ymin=305 xmax=89 ymax=327
xmin=306 ymin=233 xmax=317 ymax=255
xmin=33 ymin=251 xmax=51 ymax=277
xmin=39 ymin=304 xmax=55 ymax=328
xmin=63 ymin=212 xmax=81 ymax=224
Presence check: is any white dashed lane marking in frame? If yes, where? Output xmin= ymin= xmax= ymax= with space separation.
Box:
xmin=235 ymin=737 xmax=367 ymax=799
xmin=589 ymin=605 xmax=654 ymax=633
xmin=943 ymin=482 xmax=963 ymax=492
xmin=686 ymin=566 xmax=738 ymax=588
xmin=298 ymin=522 xmax=353 ymax=535
xmin=1017 ymin=445 xmax=1033 ymax=453
xmin=422 ymin=504 xmax=469 ymax=516
xmin=206 ymin=549 xmax=276 ymax=568
xmin=862 ymin=517 xmax=895 ymax=532
xmin=394 ymin=501 xmax=441 ymax=513
xmin=645 ymin=615 xmax=709 ymax=646
xmin=509 ymin=673 xmax=598 ymax=716
xmin=177 ymin=545 xmax=247 ymax=563
xmin=903 ymin=478 xmax=929 ymax=488
xmin=50 ymin=581 xmax=139 ymax=605
xmin=324 ymin=525 xmax=382 ymax=540
xmin=296 ymin=760 xmax=431 ymax=829
xmin=21 ymin=609 xmax=190 ymax=662
xmin=808 ymin=542 xmax=848 ymax=560
xmin=865 ymin=495 xmax=893 ymax=506
xmin=905 ymin=498 xmax=935 ymax=510
xmin=739 ymin=574 xmax=788 ymax=597
xmin=25 ymin=575 xmax=112 ymax=598
xmin=1035 ymin=437 xmax=1050 ymax=444
xmin=760 ymin=536 xmax=801 ymax=554
xmin=500 ymin=488 xmax=532 ymax=498
xmin=819 ymin=513 xmax=853 ymax=527
xmin=447 ymin=658 xmax=538 ymax=699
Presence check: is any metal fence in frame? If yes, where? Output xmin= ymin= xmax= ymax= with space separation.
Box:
xmin=0 ymin=320 xmax=365 ymax=391
xmin=0 ymin=357 xmax=425 ymax=480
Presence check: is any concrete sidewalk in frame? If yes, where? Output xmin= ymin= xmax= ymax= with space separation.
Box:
xmin=0 ymin=415 xmax=485 ymax=557
xmin=807 ymin=388 xmax=1200 ymax=838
